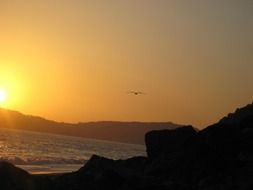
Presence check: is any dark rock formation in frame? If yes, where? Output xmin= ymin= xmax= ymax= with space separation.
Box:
xmin=1 ymin=102 xmax=253 ymax=190
xmin=0 ymin=162 xmax=33 ymax=190
xmin=145 ymin=125 xmax=197 ymax=158
xmin=220 ymin=103 xmax=253 ymax=126
xmin=0 ymin=162 xmax=53 ymax=190
xmin=54 ymin=155 xmax=147 ymax=190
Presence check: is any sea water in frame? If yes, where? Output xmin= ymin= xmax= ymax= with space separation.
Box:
xmin=0 ymin=128 xmax=146 ymax=174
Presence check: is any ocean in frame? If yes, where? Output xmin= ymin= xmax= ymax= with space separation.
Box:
xmin=0 ymin=128 xmax=146 ymax=174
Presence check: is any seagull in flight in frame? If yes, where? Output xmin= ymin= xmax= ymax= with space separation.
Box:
xmin=127 ymin=91 xmax=146 ymax=95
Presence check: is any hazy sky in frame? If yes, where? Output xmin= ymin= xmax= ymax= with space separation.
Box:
xmin=0 ymin=0 xmax=252 ymax=128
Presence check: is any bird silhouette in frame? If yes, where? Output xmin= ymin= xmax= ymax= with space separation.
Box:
xmin=127 ymin=91 xmax=146 ymax=95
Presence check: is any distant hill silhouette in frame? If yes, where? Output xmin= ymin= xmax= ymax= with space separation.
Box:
xmin=0 ymin=108 xmax=180 ymax=144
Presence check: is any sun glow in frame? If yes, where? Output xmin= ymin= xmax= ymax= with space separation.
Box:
xmin=0 ymin=89 xmax=7 ymax=103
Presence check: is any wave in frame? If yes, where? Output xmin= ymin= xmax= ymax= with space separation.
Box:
xmin=0 ymin=156 xmax=87 ymax=165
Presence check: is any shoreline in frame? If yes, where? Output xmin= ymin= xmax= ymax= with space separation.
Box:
xmin=16 ymin=164 xmax=84 ymax=175
xmin=1 ymin=103 xmax=253 ymax=189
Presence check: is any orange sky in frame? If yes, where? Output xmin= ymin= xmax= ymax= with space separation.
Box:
xmin=0 ymin=0 xmax=252 ymax=128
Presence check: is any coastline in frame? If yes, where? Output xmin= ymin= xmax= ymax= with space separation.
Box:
xmin=1 ymin=103 xmax=253 ymax=190
xmin=17 ymin=164 xmax=84 ymax=175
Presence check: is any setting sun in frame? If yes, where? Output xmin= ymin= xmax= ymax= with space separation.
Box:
xmin=0 ymin=89 xmax=7 ymax=103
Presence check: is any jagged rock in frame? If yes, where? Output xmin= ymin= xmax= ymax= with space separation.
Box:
xmin=0 ymin=161 xmax=53 ymax=190
xmin=220 ymin=103 xmax=253 ymax=126
xmin=200 ymin=123 xmax=241 ymax=160
xmin=80 ymin=155 xmax=147 ymax=177
xmin=145 ymin=126 xmax=197 ymax=159
xmin=0 ymin=161 xmax=33 ymax=190
xmin=55 ymin=155 xmax=147 ymax=190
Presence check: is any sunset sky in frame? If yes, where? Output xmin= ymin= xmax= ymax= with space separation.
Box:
xmin=0 ymin=0 xmax=252 ymax=128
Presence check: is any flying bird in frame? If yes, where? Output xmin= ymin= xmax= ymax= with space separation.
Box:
xmin=127 ymin=91 xmax=146 ymax=95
